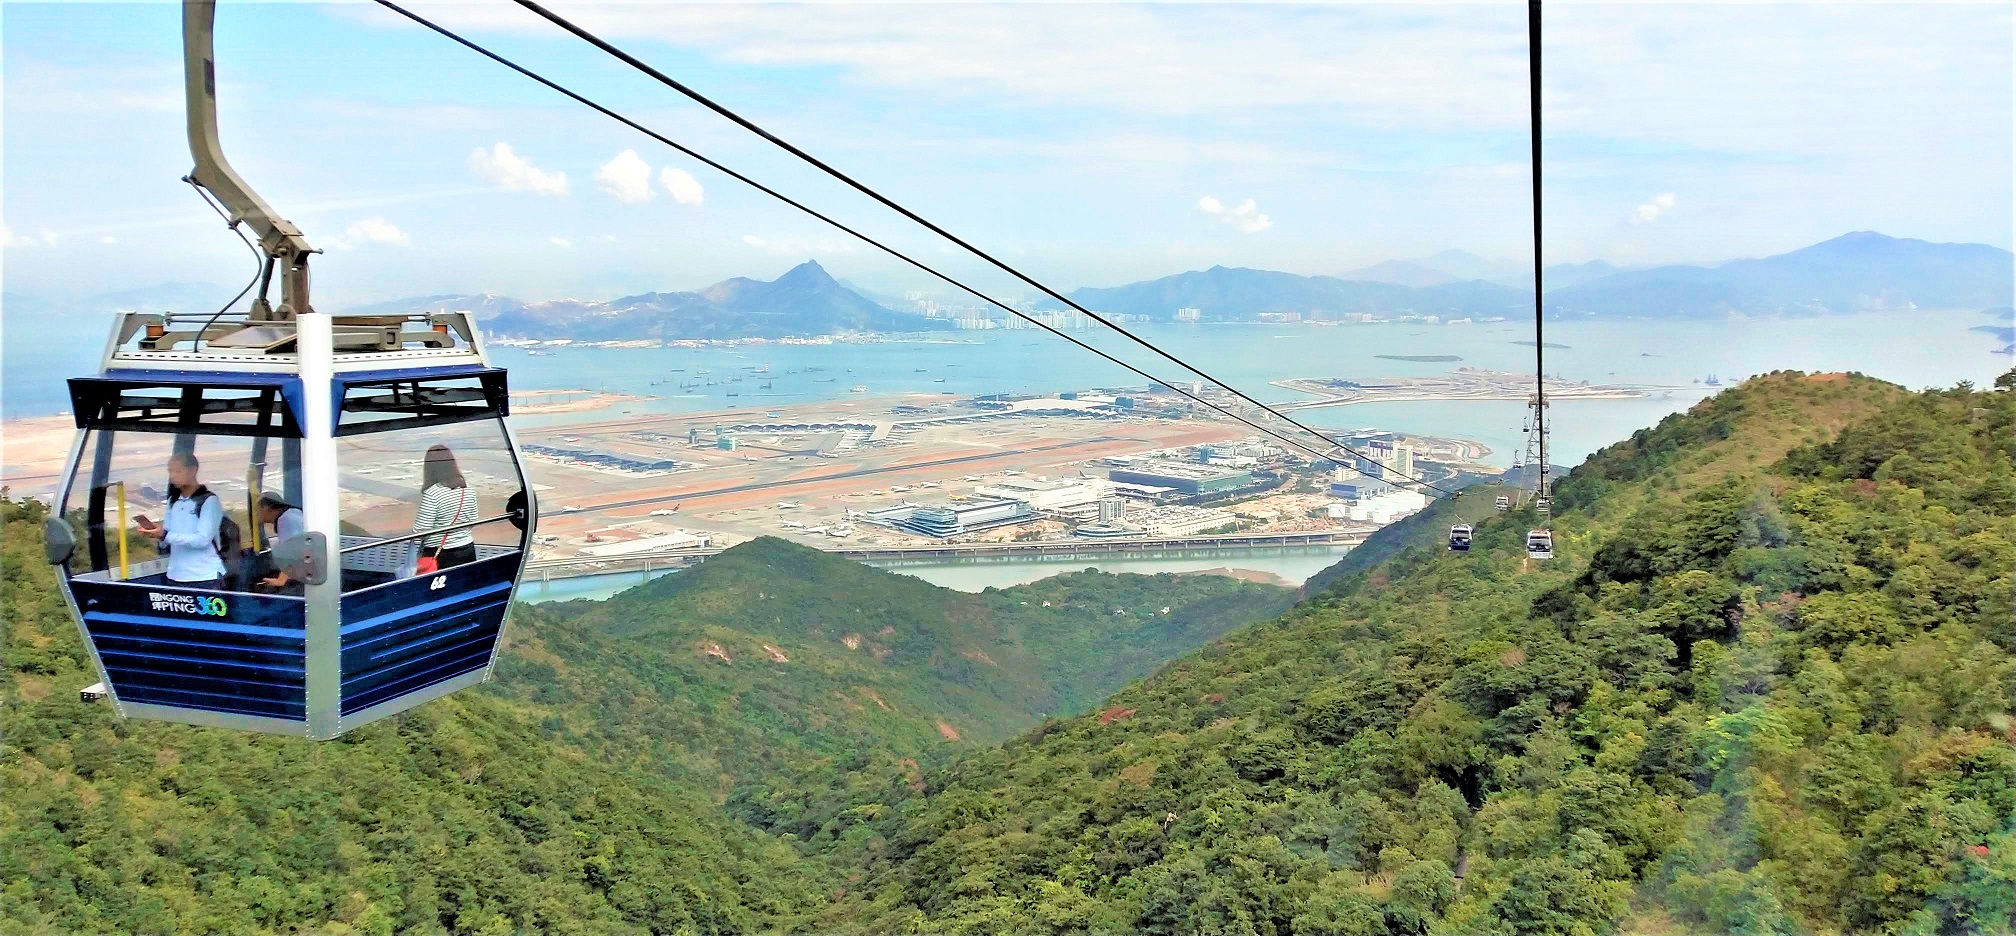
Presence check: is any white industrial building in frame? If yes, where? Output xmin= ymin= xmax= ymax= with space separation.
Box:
xmin=575 ymin=530 xmax=710 ymax=557
xmin=973 ymin=477 xmax=1110 ymax=514
xmin=1337 ymin=489 xmax=1428 ymax=525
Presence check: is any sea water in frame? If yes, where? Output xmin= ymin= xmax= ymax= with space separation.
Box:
xmin=466 ymin=307 xmax=2003 ymax=466
xmin=6 ymin=308 xmax=2005 ymax=465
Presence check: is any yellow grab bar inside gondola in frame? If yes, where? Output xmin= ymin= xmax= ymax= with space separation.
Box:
xmin=247 ymin=462 xmax=264 ymax=552
xmin=111 ymin=481 xmax=129 ymax=581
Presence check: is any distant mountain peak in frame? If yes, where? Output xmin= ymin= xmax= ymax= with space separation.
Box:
xmin=482 ymin=259 xmax=949 ymax=340
xmin=777 ymin=259 xmax=840 ymax=288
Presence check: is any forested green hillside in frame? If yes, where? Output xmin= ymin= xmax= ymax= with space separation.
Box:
xmin=488 ymin=540 xmax=1294 ymax=787
xmin=6 ymin=372 xmax=2011 ymax=935
xmin=0 ymin=513 xmax=1285 ymax=934
xmin=0 ymin=497 xmax=832 ymax=934
xmin=825 ymin=373 xmax=2016 ymax=935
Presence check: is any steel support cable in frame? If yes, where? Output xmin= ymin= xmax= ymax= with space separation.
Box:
xmin=185 ymin=177 xmax=266 ymax=353
xmin=1528 ymin=0 xmax=1551 ymax=527
xmin=493 ymin=0 xmax=1464 ymax=497
xmin=369 ymin=0 xmax=1461 ymax=495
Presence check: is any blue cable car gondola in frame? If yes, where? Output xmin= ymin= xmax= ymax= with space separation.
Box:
xmin=1448 ymin=524 xmax=1473 ymax=552
xmin=40 ymin=0 xmax=536 ymax=740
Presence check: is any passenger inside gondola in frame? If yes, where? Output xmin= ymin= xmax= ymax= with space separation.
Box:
xmin=132 ymin=451 xmax=234 ymax=589
xmin=332 ymin=414 xmax=526 ymax=592
xmin=414 ymin=445 xmax=479 ymax=572
xmin=255 ymin=493 xmax=305 ymax=592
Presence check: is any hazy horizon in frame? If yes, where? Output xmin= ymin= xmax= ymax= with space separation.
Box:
xmin=8 ymin=228 xmax=2009 ymax=312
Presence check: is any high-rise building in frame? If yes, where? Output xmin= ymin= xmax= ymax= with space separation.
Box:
xmin=1174 ymin=307 xmax=1202 ymax=322
xmin=1389 ymin=443 xmax=1415 ymax=481
xmin=1098 ymin=498 xmax=1127 ymax=522
xmin=1362 ymin=440 xmax=1414 ymax=482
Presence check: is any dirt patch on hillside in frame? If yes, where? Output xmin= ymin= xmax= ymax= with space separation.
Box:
xmin=1118 ymin=760 xmax=1158 ymax=789
xmin=1177 ymin=567 xmax=1294 ymax=588
xmin=936 ymin=720 xmax=962 ymax=741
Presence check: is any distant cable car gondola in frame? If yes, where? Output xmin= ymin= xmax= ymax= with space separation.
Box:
xmin=1526 ymin=529 xmax=1554 ymax=560
xmin=39 ymin=0 xmax=536 ymax=740
xmin=1494 ymin=495 xmax=1511 ymax=512
xmin=1448 ymin=524 xmax=1473 ymax=552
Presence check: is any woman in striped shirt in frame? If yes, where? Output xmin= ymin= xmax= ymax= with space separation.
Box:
xmin=413 ymin=444 xmax=479 ymax=569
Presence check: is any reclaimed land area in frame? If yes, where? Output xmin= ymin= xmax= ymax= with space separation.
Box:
xmin=1273 ymin=366 xmax=1680 ymax=410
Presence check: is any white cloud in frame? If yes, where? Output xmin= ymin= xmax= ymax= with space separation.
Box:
xmin=1629 ymin=193 xmax=1678 ymax=225
xmin=345 ymin=217 xmax=411 ymax=247
xmin=467 ymin=142 xmax=568 ymax=197
xmin=596 ymin=150 xmax=656 ymax=204
xmin=3 ymin=224 xmax=59 ymax=249
xmin=1197 ymin=195 xmax=1271 ymax=234
xmin=549 ymin=237 xmax=573 ymax=249
xmin=366 ymin=5 xmax=1529 ymax=127
xmin=660 ymin=167 xmax=705 ymax=206
xmin=99 ymin=235 xmax=118 ymax=245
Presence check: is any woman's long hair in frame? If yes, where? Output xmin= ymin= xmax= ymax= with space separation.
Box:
xmin=422 ymin=444 xmax=467 ymax=490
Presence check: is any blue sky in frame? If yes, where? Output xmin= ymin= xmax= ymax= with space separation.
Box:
xmin=3 ymin=1 xmax=2010 ymax=306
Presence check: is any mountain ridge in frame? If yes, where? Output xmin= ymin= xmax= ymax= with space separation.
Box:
xmin=35 ymin=231 xmax=1998 ymax=335
xmin=1545 ymin=231 xmax=2013 ymax=318
xmin=1068 ymin=232 xmax=2011 ymax=321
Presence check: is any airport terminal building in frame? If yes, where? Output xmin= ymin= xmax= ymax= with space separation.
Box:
xmin=866 ymin=498 xmax=1035 ymax=538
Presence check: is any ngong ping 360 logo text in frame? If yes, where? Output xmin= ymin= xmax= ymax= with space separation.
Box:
xmin=148 ymin=592 xmax=229 ymax=617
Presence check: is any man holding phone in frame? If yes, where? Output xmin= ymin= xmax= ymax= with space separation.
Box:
xmin=132 ymin=451 xmax=227 ymax=588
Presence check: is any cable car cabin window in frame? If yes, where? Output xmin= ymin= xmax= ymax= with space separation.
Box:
xmin=69 ymin=379 xmax=304 ymax=438
xmin=60 ymin=427 xmax=303 ymax=594
xmin=335 ymin=371 xmax=507 ymax=436
xmin=334 ymin=417 xmax=528 ymax=592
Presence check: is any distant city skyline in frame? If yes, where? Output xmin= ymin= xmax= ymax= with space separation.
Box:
xmin=3 ymin=1 xmax=2010 ymax=306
